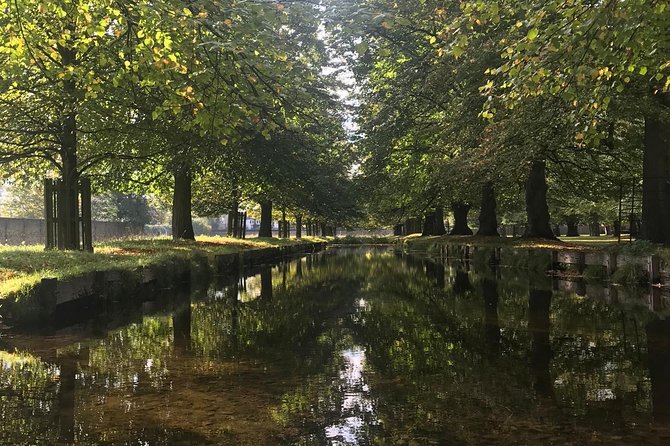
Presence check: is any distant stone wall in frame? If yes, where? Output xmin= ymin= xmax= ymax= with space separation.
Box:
xmin=0 ymin=217 xmax=143 ymax=246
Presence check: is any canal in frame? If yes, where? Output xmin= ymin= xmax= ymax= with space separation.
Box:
xmin=1 ymin=247 xmax=670 ymax=445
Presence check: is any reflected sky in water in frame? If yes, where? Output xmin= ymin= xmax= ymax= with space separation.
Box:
xmin=2 ymin=247 xmax=670 ymax=445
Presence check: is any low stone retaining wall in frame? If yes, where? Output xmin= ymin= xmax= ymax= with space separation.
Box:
xmin=406 ymin=241 xmax=667 ymax=286
xmin=2 ymin=241 xmax=327 ymax=326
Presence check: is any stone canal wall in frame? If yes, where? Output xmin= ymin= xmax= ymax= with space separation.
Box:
xmin=403 ymin=240 xmax=669 ymax=286
xmin=1 ymin=241 xmax=327 ymax=326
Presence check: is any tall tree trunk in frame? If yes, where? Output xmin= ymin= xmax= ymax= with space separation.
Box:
xmin=422 ymin=210 xmax=435 ymax=236
xmin=642 ymin=115 xmax=670 ymax=244
xmin=523 ymin=161 xmax=556 ymax=239
xmin=565 ymin=215 xmax=579 ymax=237
xmin=477 ymin=182 xmax=499 ymax=236
xmin=258 ymin=200 xmax=273 ymax=237
xmin=589 ymin=220 xmax=601 ymax=237
xmin=295 ymin=214 xmax=302 ymax=239
xmin=450 ymin=201 xmax=473 ymax=235
xmin=434 ymin=206 xmax=446 ymax=235
xmin=393 ymin=224 xmax=403 ymax=236
xmin=172 ymin=166 xmax=195 ymax=240
xmin=281 ymin=209 xmax=287 ymax=238
xmin=58 ymin=40 xmax=80 ymax=250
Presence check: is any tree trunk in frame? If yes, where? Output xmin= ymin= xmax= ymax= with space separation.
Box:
xmin=642 ymin=115 xmax=670 ymax=244
xmin=405 ymin=217 xmax=421 ymax=235
xmin=433 ymin=206 xmax=446 ymax=235
xmin=258 ymin=200 xmax=273 ymax=237
xmin=281 ymin=209 xmax=287 ymax=238
xmin=393 ymin=224 xmax=403 ymax=236
xmin=450 ymin=201 xmax=473 ymax=235
xmin=172 ymin=167 xmax=195 ymax=240
xmin=422 ymin=210 xmax=435 ymax=236
xmin=565 ymin=215 xmax=579 ymax=237
xmin=477 ymin=182 xmax=499 ymax=236
xmin=58 ymin=42 xmax=80 ymax=250
xmin=523 ymin=161 xmax=556 ymax=239
xmin=295 ymin=214 xmax=302 ymax=239
xmin=589 ymin=221 xmax=601 ymax=237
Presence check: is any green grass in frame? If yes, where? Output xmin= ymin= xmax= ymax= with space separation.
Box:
xmin=0 ymin=236 xmax=327 ymax=301
xmin=402 ymin=234 xmax=623 ymax=252
xmin=329 ymin=235 xmax=398 ymax=245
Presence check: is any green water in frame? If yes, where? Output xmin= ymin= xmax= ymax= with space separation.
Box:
xmin=1 ymin=247 xmax=670 ymax=445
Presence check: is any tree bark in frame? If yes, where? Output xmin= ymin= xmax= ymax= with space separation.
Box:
xmin=523 ymin=161 xmax=556 ymax=239
xmin=295 ymin=214 xmax=302 ymax=239
xmin=422 ymin=211 xmax=435 ymax=236
xmin=405 ymin=217 xmax=421 ymax=235
xmin=57 ymin=40 xmax=80 ymax=250
xmin=172 ymin=167 xmax=195 ymax=240
xmin=258 ymin=200 xmax=273 ymax=237
xmin=642 ymin=115 xmax=670 ymax=244
xmin=589 ymin=221 xmax=601 ymax=237
xmin=477 ymin=182 xmax=499 ymax=236
xmin=433 ymin=206 xmax=446 ymax=235
xmin=450 ymin=201 xmax=473 ymax=235
xmin=565 ymin=215 xmax=579 ymax=237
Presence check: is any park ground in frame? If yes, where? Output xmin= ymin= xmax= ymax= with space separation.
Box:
xmin=0 ymin=236 xmax=327 ymax=304
xmin=0 ymin=233 xmax=663 ymax=308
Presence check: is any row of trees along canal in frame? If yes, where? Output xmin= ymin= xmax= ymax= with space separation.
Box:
xmin=329 ymin=0 xmax=670 ymax=244
xmin=2 ymin=1 xmax=669 ymax=250
xmin=0 ymin=0 xmax=358 ymax=250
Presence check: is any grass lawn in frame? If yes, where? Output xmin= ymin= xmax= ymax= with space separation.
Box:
xmin=0 ymin=236 xmax=326 ymax=301
xmin=402 ymin=234 xmax=632 ymax=252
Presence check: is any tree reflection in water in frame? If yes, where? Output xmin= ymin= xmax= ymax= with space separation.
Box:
xmin=1 ymin=248 xmax=670 ymax=445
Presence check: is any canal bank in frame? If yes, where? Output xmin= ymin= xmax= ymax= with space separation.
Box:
xmin=2 ymin=247 xmax=670 ymax=445
xmin=0 ymin=237 xmax=327 ymax=325
xmin=400 ymin=234 xmax=670 ymax=287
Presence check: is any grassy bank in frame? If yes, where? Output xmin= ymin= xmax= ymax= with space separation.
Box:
xmin=0 ymin=236 xmax=327 ymax=305
xmin=402 ymin=234 xmax=624 ymax=252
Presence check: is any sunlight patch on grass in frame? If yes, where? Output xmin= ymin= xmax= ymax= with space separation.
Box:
xmin=0 ymin=236 xmax=326 ymax=302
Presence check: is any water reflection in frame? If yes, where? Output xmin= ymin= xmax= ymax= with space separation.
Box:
xmin=324 ymin=348 xmax=376 ymax=445
xmin=647 ymin=319 xmax=670 ymax=423
xmin=2 ymin=248 xmax=670 ymax=445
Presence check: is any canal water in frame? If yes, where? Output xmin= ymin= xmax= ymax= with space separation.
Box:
xmin=1 ymin=247 xmax=670 ymax=445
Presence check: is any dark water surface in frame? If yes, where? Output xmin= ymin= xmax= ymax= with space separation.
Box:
xmin=2 ymin=248 xmax=670 ymax=445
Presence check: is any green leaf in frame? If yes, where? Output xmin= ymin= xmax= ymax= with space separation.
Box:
xmin=527 ymin=28 xmax=539 ymax=41
xmin=355 ymin=42 xmax=369 ymax=56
